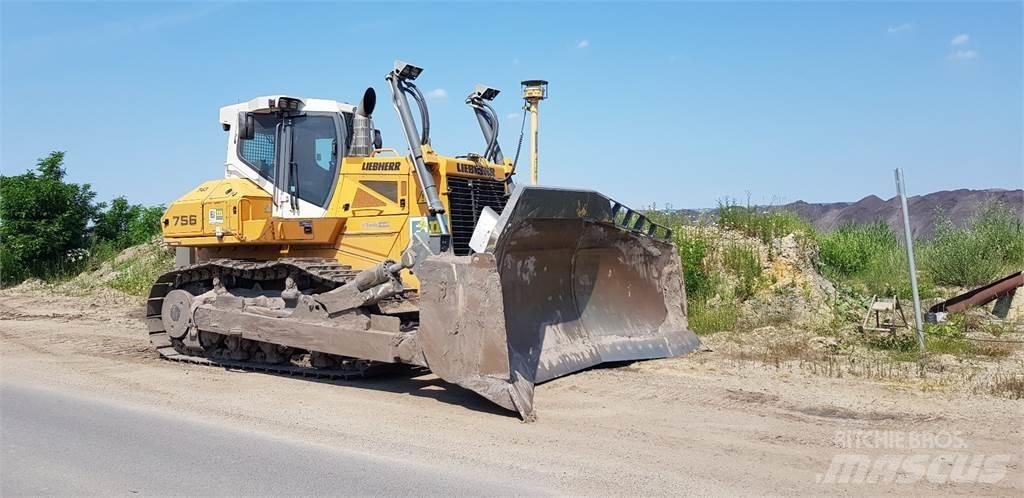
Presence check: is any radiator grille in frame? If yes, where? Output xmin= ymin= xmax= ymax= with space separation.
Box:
xmin=446 ymin=177 xmax=508 ymax=256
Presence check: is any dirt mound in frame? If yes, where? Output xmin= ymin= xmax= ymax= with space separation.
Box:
xmin=681 ymin=225 xmax=836 ymax=331
xmin=2 ymin=239 xmax=172 ymax=305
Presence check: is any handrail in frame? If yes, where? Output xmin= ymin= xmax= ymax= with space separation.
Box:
xmin=369 ymin=148 xmax=402 ymax=157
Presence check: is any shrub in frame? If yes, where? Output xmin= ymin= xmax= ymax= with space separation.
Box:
xmin=921 ymin=203 xmax=1024 ymax=287
xmin=817 ymin=222 xmax=899 ymax=278
xmin=817 ymin=222 xmax=936 ymax=300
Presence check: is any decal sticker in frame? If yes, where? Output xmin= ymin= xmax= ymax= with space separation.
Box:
xmin=208 ymin=208 xmax=224 ymax=225
xmin=362 ymin=221 xmax=391 ymax=230
xmin=409 ymin=216 xmax=428 ymax=239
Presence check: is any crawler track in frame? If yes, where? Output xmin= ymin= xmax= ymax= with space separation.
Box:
xmin=146 ymin=258 xmax=387 ymax=380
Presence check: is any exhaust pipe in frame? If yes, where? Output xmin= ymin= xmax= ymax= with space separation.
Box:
xmin=349 ymin=87 xmax=376 ymax=157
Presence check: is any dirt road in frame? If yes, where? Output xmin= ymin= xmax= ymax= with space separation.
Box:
xmin=1 ymin=291 xmax=1021 ymax=496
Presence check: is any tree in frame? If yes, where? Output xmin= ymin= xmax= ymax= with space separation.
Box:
xmin=93 ymin=196 xmax=164 ymax=250
xmin=0 ymin=151 xmax=99 ymax=285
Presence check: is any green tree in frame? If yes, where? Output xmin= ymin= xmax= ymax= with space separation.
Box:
xmin=0 ymin=151 xmax=99 ymax=285
xmin=93 ymin=196 xmax=165 ymax=249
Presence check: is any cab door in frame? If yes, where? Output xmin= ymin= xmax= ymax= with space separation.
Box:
xmin=272 ymin=113 xmax=344 ymax=219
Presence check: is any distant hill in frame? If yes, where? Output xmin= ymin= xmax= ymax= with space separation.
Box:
xmin=782 ymin=189 xmax=1023 ymax=240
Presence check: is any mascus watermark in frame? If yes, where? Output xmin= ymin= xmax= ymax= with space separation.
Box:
xmin=816 ymin=431 xmax=1013 ymax=485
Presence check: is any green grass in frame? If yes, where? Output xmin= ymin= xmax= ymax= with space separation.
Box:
xmin=672 ymin=225 xmax=718 ymax=300
xmin=722 ymin=243 xmax=762 ymax=300
xmin=688 ymin=299 xmax=739 ymax=335
xmin=717 ymin=198 xmax=813 ymax=245
xmin=107 ymin=245 xmax=174 ymax=295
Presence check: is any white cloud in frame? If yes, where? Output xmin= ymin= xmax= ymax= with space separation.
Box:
xmin=426 ymin=88 xmax=447 ymax=99
xmin=948 ymin=49 xmax=978 ymax=60
xmin=506 ymin=113 xmax=520 ymax=120
xmin=576 ymin=39 xmax=589 ymax=49
xmin=951 ymin=34 xmax=970 ymax=46
xmin=887 ymin=23 xmax=913 ymax=34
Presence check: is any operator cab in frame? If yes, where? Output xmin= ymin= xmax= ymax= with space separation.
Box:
xmin=219 ymin=95 xmax=359 ymax=218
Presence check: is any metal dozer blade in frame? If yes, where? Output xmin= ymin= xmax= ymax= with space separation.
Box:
xmin=417 ymin=186 xmax=701 ymax=420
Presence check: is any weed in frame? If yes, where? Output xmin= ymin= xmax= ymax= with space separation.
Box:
xmin=988 ymin=374 xmax=1024 ymax=400
xmin=673 ymin=226 xmax=719 ymax=300
xmin=688 ymin=299 xmax=739 ymax=335
xmin=108 ymin=244 xmax=174 ymax=296
xmin=717 ymin=198 xmax=812 ymax=245
xmin=722 ymin=243 xmax=762 ymax=300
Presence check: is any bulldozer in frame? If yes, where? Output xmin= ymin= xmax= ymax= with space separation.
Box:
xmin=147 ymin=61 xmax=700 ymax=420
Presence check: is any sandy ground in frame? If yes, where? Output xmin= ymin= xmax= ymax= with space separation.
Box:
xmin=0 ymin=290 xmax=1021 ymax=496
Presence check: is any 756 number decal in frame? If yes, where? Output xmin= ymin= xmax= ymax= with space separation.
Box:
xmin=172 ymin=215 xmax=197 ymax=226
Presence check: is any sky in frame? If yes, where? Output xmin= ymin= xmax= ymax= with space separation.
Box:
xmin=2 ymin=1 xmax=1022 ymax=209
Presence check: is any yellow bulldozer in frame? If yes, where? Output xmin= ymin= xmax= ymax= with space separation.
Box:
xmin=147 ymin=61 xmax=699 ymax=420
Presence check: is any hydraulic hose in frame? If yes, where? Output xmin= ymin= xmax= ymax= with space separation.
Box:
xmin=403 ymin=80 xmax=430 ymax=145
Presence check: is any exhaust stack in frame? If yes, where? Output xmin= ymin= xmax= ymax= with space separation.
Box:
xmin=349 ymin=87 xmax=377 ymax=157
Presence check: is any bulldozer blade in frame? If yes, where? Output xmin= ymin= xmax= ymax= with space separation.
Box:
xmin=417 ymin=186 xmax=701 ymax=420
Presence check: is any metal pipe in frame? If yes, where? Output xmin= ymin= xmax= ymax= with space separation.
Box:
xmin=895 ymin=168 xmax=925 ymax=351
xmin=386 ymin=72 xmax=449 ymax=236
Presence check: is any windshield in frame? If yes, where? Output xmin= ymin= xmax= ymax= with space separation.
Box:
xmin=237 ymin=112 xmax=342 ymax=209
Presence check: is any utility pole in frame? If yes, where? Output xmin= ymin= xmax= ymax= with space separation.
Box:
xmin=895 ymin=168 xmax=926 ymax=351
xmin=521 ymin=80 xmax=548 ymax=185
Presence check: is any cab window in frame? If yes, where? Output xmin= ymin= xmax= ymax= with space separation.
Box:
xmin=239 ymin=114 xmax=278 ymax=179
xmin=292 ymin=115 xmax=339 ymax=207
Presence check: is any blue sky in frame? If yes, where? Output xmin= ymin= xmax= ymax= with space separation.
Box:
xmin=2 ymin=1 xmax=1021 ymax=209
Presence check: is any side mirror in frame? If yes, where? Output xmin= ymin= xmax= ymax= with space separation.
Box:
xmin=373 ymin=129 xmax=383 ymax=149
xmin=237 ymin=112 xmax=255 ymax=140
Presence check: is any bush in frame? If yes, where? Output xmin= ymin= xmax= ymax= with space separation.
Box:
xmin=818 ymin=222 xmax=899 ymax=278
xmin=0 ymin=152 xmax=99 ymax=284
xmin=922 ymin=203 xmax=1024 ymax=287
xmin=817 ymin=221 xmax=936 ymax=299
